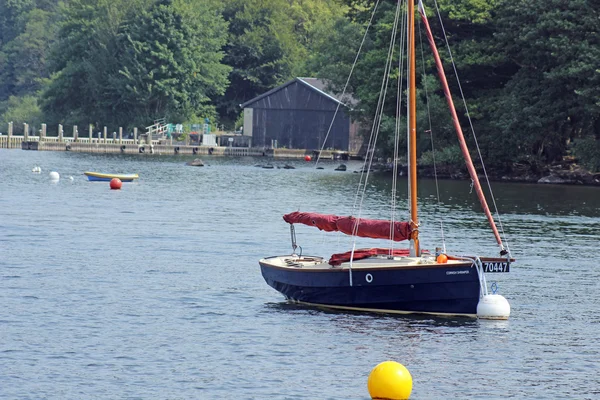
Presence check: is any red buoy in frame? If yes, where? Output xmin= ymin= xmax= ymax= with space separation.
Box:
xmin=110 ymin=178 xmax=122 ymax=190
xmin=304 ymin=155 xmax=312 ymax=161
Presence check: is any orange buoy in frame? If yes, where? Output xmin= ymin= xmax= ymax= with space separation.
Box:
xmin=110 ymin=178 xmax=122 ymax=190
xmin=304 ymin=155 xmax=312 ymax=161
xmin=436 ymin=254 xmax=448 ymax=264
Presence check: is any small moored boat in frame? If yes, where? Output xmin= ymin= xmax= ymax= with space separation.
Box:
xmin=259 ymin=0 xmax=514 ymax=319
xmin=84 ymin=172 xmax=139 ymax=182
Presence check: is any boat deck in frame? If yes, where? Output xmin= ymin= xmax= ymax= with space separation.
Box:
xmin=261 ymin=255 xmax=471 ymax=270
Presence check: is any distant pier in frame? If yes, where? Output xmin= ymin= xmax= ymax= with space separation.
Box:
xmin=0 ymin=122 xmax=351 ymax=160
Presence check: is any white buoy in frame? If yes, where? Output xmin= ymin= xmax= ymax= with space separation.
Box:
xmin=69 ymin=176 xmax=74 ymax=181
xmin=477 ymin=294 xmax=511 ymax=320
xmin=49 ymin=171 xmax=60 ymax=182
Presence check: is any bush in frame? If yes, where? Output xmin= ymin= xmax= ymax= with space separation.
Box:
xmin=1 ymin=96 xmax=44 ymax=132
xmin=419 ymin=145 xmax=463 ymax=167
xmin=571 ymin=137 xmax=600 ymax=172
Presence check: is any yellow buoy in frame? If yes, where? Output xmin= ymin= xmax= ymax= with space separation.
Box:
xmin=367 ymin=361 xmax=412 ymax=400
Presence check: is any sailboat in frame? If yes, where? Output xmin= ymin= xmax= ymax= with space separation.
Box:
xmin=259 ymin=0 xmax=512 ymax=319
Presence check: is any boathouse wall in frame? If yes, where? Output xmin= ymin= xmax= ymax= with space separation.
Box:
xmin=241 ymin=78 xmax=357 ymax=153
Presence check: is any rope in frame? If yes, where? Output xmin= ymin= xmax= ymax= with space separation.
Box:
xmin=432 ymin=0 xmax=511 ymax=255
xmin=454 ymin=255 xmax=488 ymax=298
xmin=390 ymin=0 xmax=408 ymax=254
xmin=351 ymin=0 xmax=402 ymax=263
xmin=417 ymin=13 xmax=447 ymax=253
xmin=314 ymin=0 xmax=382 ymax=169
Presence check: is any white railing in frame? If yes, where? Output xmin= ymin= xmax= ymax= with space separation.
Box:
xmin=145 ymin=121 xmax=168 ymax=138
xmin=1 ymin=135 xmax=142 ymax=145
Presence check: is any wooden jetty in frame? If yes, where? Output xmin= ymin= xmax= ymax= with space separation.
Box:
xmin=0 ymin=122 xmax=352 ymax=160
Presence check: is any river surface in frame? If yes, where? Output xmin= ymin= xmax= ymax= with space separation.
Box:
xmin=1 ymin=149 xmax=599 ymax=399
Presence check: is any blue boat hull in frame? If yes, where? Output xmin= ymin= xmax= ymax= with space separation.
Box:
xmin=259 ymin=260 xmax=481 ymax=316
xmin=84 ymin=172 xmax=139 ymax=182
xmin=86 ymin=176 xmax=137 ymax=182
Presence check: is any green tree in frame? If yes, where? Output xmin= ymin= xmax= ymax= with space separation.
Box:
xmin=42 ymin=0 xmax=230 ymax=129
xmin=0 ymin=0 xmax=37 ymax=100
xmin=117 ymin=0 xmax=230 ymax=126
xmin=308 ymin=2 xmax=457 ymax=158
xmin=488 ymin=0 xmax=600 ymax=165
xmin=217 ymin=0 xmax=345 ymax=127
xmin=0 ymin=0 xmax=36 ymax=45
xmin=2 ymin=8 xmax=56 ymax=97
xmin=0 ymin=95 xmax=43 ymax=130
xmin=41 ymin=0 xmax=142 ymax=126
xmin=217 ymin=0 xmax=299 ymax=126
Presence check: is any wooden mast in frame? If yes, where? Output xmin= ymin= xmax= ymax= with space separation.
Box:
xmin=408 ymin=0 xmax=420 ymax=256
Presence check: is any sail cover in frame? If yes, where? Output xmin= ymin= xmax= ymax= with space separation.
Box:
xmin=283 ymin=211 xmax=411 ymax=242
xmin=329 ymin=248 xmax=411 ymax=266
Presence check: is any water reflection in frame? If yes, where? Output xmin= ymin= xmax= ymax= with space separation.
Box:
xmin=264 ymin=301 xmax=480 ymax=333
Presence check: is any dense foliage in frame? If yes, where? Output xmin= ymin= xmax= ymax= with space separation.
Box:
xmin=0 ymin=0 xmax=598 ymax=172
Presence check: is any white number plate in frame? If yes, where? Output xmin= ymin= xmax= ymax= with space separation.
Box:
xmin=483 ymin=262 xmax=510 ymax=273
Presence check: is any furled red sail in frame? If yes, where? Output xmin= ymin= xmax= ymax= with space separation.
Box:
xmin=283 ymin=211 xmax=411 ymax=242
xmin=329 ymin=248 xmax=411 ymax=266
xmin=283 ymin=211 xmax=339 ymax=232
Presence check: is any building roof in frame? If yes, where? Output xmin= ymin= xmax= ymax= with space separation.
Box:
xmin=240 ymin=77 xmax=356 ymax=109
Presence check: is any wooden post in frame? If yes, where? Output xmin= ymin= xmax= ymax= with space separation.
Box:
xmin=58 ymin=124 xmax=63 ymax=142
xmin=119 ymin=127 xmax=123 ymax=144
xmin=8 ymin=122 xmax=13 ymax=139
xmin=41 ymin=123 xmax=46 ymax=140
xmin=88 ymin=124 xmax=93 ymax=141
xmin=24 ymin=123 xmax=29 ymax=141
xmin=73 ymin=125 xmax=78 ymax=142
xmin=103 ymin=126 xmax=107 ymax=143
xmin=133 ymin=127 xmax=138 ymax=144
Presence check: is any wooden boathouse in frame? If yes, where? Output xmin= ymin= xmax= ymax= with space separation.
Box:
xmin=240 ymin=77 xmax=362 ymax=154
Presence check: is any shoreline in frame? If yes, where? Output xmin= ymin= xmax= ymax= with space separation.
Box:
xmin=368 ymin=162 xmax=600 ymax=187
xmin=3 ymin=137 xmax=598 ymax=186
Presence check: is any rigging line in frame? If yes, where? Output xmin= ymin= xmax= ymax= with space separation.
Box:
xmin=352 ymin=1 xmax=386 ymax=215
xmin=406 ymin=0 xmax=413 ymax=247
xmin=431 ymin=0 xmax=510 ymax=253
xmin=355 ymin=0 xmax=402 ymax=218
xmin=351 ymin=0 xmax=403 ymax=251
xmin=417 ymin=10 xmax=446 ymax=252
xmin=391 ymin=0 xmax=408 ymax=252
xmin=351 ymin=1 xmax=401 ymax=269
xmin=315 ymin=0 xmax=382 ymax=169
xmin=353 ymin=0 xmax=401 ymax=217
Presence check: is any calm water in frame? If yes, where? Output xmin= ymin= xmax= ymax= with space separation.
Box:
xmin=1 ymin=149 xmax=599 ymax=399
